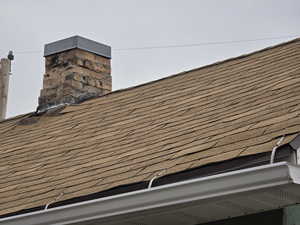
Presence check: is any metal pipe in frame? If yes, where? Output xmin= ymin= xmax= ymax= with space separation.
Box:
xmin=45 ymin=192 xmax=64 ymax=210
xmin=148 ymin=169 xmax=166 ymax=189
xmin=0 ymin=58 xmax=11 ymax=120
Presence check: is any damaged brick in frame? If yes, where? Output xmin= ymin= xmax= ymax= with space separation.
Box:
xmin=39 ymin=48 xmax=111 ymax=111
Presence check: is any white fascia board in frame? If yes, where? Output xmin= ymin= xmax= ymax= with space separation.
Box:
xmin=1 ymin=162 xmax=300 ymax=225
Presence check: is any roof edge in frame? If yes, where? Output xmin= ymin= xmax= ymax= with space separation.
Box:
xmin=0 ymin=162 xmax=298 ymax=225
xmin=0 ymin=147 xmax=295 ymax=220
xmin=0 ymin=112 xmax=33 ymax=124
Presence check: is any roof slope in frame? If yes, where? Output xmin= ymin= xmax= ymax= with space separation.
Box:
xmin=0 ymin=38 xmax=300 ymax=216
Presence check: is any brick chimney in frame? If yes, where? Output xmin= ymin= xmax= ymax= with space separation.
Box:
xmin=38 ymin=36 xmax=111 ymax=111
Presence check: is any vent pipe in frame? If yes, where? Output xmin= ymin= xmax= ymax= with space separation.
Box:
xmin=0 ymin=51 xmax=13 ymax=120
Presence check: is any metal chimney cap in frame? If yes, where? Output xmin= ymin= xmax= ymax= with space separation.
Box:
xmin=44 ymin=36 xmax=111 ymax=59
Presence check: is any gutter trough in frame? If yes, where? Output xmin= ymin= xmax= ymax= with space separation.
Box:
xmin=2 ymin=162 xmax=300 ymax=225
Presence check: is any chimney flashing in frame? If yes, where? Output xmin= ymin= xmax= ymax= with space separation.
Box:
xmin=44 ymin=36 xmax=111 ymax=59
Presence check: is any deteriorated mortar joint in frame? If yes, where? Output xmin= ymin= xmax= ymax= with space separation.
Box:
xmin=38 ymin=36 xmax=112 ymax=110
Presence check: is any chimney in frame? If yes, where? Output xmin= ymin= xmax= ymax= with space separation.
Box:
xmin=0 ymin=51 xmax=13 ymax=120
xmin=38 ymin=36 xmax=111 ymax=111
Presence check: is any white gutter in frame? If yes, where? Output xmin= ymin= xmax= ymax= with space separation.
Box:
xmin=1 ymin=162 xmax=300 ymax=225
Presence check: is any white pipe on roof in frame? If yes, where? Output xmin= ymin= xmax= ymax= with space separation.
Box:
xmin=0 ymin=58 xmax=11 ymax=120
xmin=1 ymin=162 xmax=300 ymax=225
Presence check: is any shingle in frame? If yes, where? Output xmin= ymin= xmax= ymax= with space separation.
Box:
xmin=0 ymin=38 xmax=300 ymax=216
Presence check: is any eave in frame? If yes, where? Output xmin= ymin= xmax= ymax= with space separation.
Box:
xmin=1 ymin=162 xmax=300 ymax=225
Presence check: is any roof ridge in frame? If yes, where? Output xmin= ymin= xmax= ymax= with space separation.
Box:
xmin=81 ymin=36 xmax=300 ymax=103
xmin=2 ymin=37 xmax=299 ymax=123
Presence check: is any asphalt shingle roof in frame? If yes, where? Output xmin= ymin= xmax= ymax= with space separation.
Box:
xmin=0 ymin=38 xmax=300 ymax=216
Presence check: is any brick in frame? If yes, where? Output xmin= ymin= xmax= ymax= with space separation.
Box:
xmin=39 ymin=48 xmax=111 ymax=110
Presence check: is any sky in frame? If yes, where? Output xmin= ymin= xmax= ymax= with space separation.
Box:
xmin=0 ymin=0 xmax=299 ymax=118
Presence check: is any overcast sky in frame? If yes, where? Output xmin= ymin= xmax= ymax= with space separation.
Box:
xmin=1 ymin=0 xmax=299 ymax=118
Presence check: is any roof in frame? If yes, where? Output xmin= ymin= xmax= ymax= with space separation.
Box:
xmin=0 ymin=37 xmax=300 ymax=217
